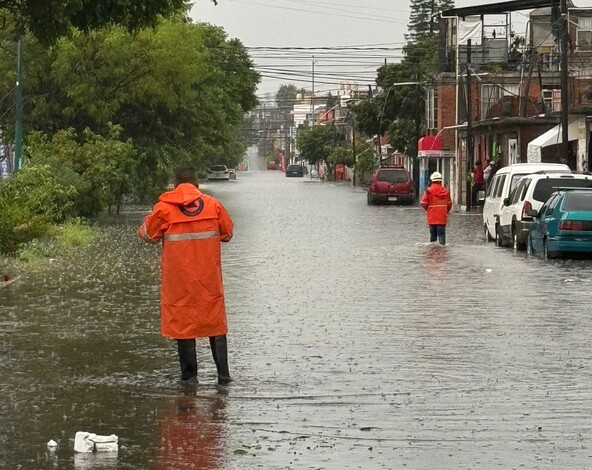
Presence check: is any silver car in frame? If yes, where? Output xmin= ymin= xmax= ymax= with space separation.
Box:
xmin=207 ymin=165 xmax=230 ymax=181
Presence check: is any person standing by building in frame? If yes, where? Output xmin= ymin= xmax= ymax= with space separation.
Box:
xmin=483 ymin=159 xmax=494 ymax=190
xmin=139 ymin=167 xmax=234 ymax=385
xmin=420 ymin=171 xmax=452 ymax=245
xmin=472 ymin=160 xmax=484 ymax=206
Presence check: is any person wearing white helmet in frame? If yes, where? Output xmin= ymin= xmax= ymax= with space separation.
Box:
xmin=420 ymin=171 xmax=452 ymax=245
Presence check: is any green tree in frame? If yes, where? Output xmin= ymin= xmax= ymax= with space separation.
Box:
xmin=25 ymin=125 xmax=137 ymax=216
xmin=0 ymin=164 xmax=77 ymax=253
xmin=406 ymin=0 xmax=454 ymax=42
xmin=0 ymin=0 xmax=220 ymax=43
xmin=354 ymin=1 xmax=452 ymax=158
xmin=297 ymin=125 xmax=345 ymax=165
xmin=276 ymin=84 xmax=306 ymax=110
xmin=0 ymin=18 xmax=260 ymax=201
xmin=327 ymin=147 xmax=353 ymax=167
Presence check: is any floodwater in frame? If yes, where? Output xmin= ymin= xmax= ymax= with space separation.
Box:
xmin=2 ymin=150 xmax=592 ymax=469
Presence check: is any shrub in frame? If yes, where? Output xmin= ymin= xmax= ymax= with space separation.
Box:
xmin=0 ymin=164 xmax=77 ymax=254
xmin=58 ymin=219 xmax=98 ymax=247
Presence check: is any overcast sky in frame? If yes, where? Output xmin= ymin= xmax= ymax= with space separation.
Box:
xmin=189 ymin=0 xmax=592 ymax=103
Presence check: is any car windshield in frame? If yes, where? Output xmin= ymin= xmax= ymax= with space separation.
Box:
xmin=377 ymin=170 xmax=407 ymax=183
xmin=210 ymin=165 xmax=227 ymax=171
xmin=564 ymin=192 xmax=592 ymax=211
xmin=533 ymin=178 xmax=592 ymax=202
xmin=287 ymin=165 xmax=302 ymax=170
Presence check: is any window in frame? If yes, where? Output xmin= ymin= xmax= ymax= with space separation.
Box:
xmin=510 ymin=179 xmax=528 ymax=204
xmin=552 ymin=90 xmax=562 ymax=112
xmin=532 ymin=177 xmax=592 ymax=202
xmin=542 ymin=88 xmax=553 ymax=112
xmin=564 ymin=192 xmax=592 ymax=211
xmin=481 ymin=84 xmax=502 ymax=119
xmin=509 ymin=173 xmax=528 ymax=193
xmin=519 ymin=180 xmax=531 ymax=201
xmin=502 ymin=84 xmax=519 ymax=97
xmin=486 ymin=174 xmax=498 ymax=197
xmin=425 ymin=88 xmax=438 ymax=132
xmin=577 ymin=17 xmax=592 ymax=49
xmin=377 ymin=169 xmax=408 ymax=183
xmin=544 ymin=195 xmax=559 ymax=216
xmin=493 ymin=174 xmax=507 ymax=198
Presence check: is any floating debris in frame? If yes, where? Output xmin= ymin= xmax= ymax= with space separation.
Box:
xmin=74 ymin=432 xmax=118 ymax=453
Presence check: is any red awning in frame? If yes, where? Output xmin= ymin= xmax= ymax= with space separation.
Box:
xmin=418 ymin=135 xmax=442 ymax=151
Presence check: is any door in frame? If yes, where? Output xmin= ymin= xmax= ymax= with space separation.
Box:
xmin=530 ymin=194 xmax=558 ymax=252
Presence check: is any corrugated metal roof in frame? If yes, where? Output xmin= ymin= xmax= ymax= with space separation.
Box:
xmin=442 ymin=0 xmax=561 ymax=18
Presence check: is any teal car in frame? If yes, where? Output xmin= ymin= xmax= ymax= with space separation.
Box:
xmin=527 ymin=188 xmax=592 ymax=259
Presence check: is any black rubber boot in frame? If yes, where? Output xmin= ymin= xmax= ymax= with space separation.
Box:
xmin=177 ymin=339 xmax=197 ymax=381
xmin=209 ymin=335 xmax=233 ymax=385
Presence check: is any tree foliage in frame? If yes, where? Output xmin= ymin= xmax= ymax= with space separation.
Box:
xmin=327 ymin=147 xmax=353 ymax=167
xmin=0 ymin=164 xmax=77 ymax=253
xmin=25 ymin=126 xmax=137 ymax=216
xmin=352 ymin=0 xmax=451 ymax=157
xmin=0 ymin=18 xmax=260 ymax=201
xmin=406 ymin=0 xmax=454 ymax=42
xmin=276 ymin=84 xmax=306 ymax=110
xmin=0 ymin=0 xmax=223 ymax=44
xmin=296 ymin=125 xmax=345 ymax=165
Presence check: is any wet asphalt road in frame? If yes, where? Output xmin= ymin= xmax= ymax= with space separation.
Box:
xmin=2 ymin=150 xmax=592 ymax=469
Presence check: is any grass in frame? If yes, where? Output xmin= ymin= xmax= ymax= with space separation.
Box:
xmin=58 ymin=219 xmax=98 ymax=247
xmin=16 ymin=218 xmax=99 ymax=265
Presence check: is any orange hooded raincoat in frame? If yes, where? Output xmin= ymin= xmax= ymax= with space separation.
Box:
xmin=139 ymin=183 xmax=233 ymax=339
xmin=420 ymin=182 xmax=452 ymax=225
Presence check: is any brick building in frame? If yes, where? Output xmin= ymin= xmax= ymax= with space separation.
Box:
xmin=432 ymin=0 xmax=592 ymax=207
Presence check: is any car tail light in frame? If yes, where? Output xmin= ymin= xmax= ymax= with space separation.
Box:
xmin=521 ymin=201 xmax=533 ymax=219
xmin=560 ymin=220 xmax=585 ymax=231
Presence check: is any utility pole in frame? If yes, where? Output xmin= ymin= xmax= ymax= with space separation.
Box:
xmin=466 ymin=39 xmax=473 ymax=210
xmin=560 ymin=0 xmax=570 ymax=165
xmin=311 ymin=55 xmax=315 ymax=125
xmin=13 ymin=36 xmax=24 ymax=172
xmin=351 ymin=111 xmax=357 ymax=186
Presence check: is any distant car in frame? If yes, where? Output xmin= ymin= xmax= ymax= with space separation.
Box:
xmin=207 ymin=165 xmax=230 ymax=181
xmin=527 ymin=188 xmax=592 ymax=259
xmin=267 ymin=161 xmax=277 ymax=170
xmin=285 ymin=164 xmax=304 ymax=177
xmin=367 ymin=166 xmax=415 ymax=205
xmin=498 ymin=172 xmax=592 ymax=250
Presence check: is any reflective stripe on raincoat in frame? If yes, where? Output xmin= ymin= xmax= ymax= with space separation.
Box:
xmin=420 ymin=182 xmax=452 ymax=225
xmin=139 ymin=183 xmax=233 ymax=339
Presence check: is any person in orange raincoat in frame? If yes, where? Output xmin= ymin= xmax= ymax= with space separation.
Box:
xmin=139 ymin=168 xmax=234 ymax=385
xmin=420 ymin=171 xmax=452 ymax=245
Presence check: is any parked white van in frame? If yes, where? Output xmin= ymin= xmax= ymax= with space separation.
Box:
xmin=483 ymin=163 xmax=571 ymax=244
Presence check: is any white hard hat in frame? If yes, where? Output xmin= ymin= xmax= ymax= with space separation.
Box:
xmin=430 ymin=171 xmax=443 ymax=181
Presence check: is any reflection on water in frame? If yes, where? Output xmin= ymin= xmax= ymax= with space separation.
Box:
xmin=2 ymin=159 xmax=592 ymax=468
xmin=155 ymin=388 xmax=227 ymax=470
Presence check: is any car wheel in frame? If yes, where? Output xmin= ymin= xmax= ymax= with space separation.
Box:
xmin=512 ymin=228 xmax=524 ymax=252
xmin=367 ymin=193 xmax=374 ymax=205
xmin=495 ymin=224 xmax=503 ymax=247
xmin=527 ymin=234 xmax=534 ymax=256
xmin=484 ymin=225 xmax=493 ymax=242
xmin=543 ymin=237 xmax=557 ymax=260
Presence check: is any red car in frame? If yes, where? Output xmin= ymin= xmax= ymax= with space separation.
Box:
xmin=367 ymin=166 xmax=415 ymax=205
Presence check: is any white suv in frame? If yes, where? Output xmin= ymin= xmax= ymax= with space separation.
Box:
xmin=498 ymin=172 xmax=592 ymax=250
xmin=483 ymin=163 xmax=571 ymax=244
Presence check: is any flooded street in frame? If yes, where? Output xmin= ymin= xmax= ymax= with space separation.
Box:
xmin=2 ymin=152 xmax=592 ymax=469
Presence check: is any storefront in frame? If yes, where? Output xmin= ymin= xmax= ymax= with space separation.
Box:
xmin=417 ymin=135 xmax=454 ymax=192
